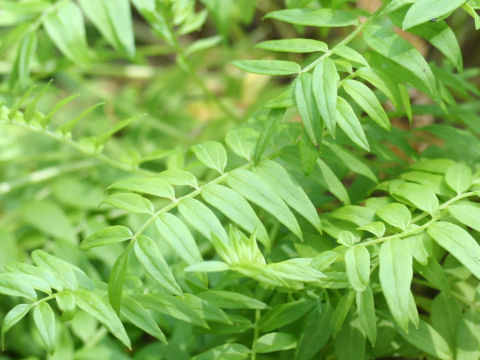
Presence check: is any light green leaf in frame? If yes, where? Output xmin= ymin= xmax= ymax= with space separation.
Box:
xmin=108 ymin=243 xmax=132 ymax=314
xmin=331 ymin=290 xmax=356 ymax=334
xmin=254 ymin=332 xmax=297 ymax=353
xmin=379 ymin=238 xmax=412 ymax=332
xmin=316 ymin=158 xmax=350 ymax=205
xmin=121 ymin=297 xmax=166 ymax=344
xmin=185 ymin=261 xmax=231 ymax=273
xmin=403 ymin=0 xmax=467 ymax=29
xmin=227 ymin=169 xmax=302 ymax=239
xmin=427 ymin=221 xmax=480 ymax=279
xmin=363 ymin=25 xmax=436 ymax=97
xmin=33 ymin=302 xmax=55 ymax=355
xmin=78 ymin=0 xmax=135 ymax=57
xmin=333 ymin=45 xmax=368 ymax=66
xmin=456 ymin=309 xmax=480 ymax=360
xmin=356 ymin=67 xmax=402 ymax=109
xmin=445 ymin=163 xmax=472 ymax=194
xmin=102 ymin=193 xmax=154 ymax=214
xmin=324 ymin=142 xmax=377 ymax=182
xmin=191 ymin=141 xmax=227 ymax=173
xmin=32 ymin=250 xmax=77 ymax=291
xmin=56 ymin=292 xmax=76 ymax=322
xmin=202 ymin=184 xmax=269 ymax=246
xmin=225 ymin=128 xmax=257 ymax=161
xmin=463 ymin=3 xmax=480 ymax=30
xmin=108 ymin=177 xmax=175 ymax=199
xmin=390 ymin=181 xmax=439 ymax=215
xmin=356 ymin=286 xmax=377 ymax=346
xmin=158 ymin=169 xmax=198 ymax=188
xmin=259 ymin=299 xmax=315 ymax=333
xmin=255 ymin=38 xmax=328 ymax=53
xmin=345 ymin=246 xmax=370 ymax=292
xmin=254 ymin=108 xmax=285 ymax=164
xmin=185 ymin=35 xmax=222 ymax=55
xmin=43 ymin=1 xmax=89 ymax=65
xmin=81 ymin=226 xmax=133 ymax=250
xmin=295 ymin=72 xmax=321 ymax=146
xmin=10 ymin=32 xmax=36 ymax=90
xmin=254 ymin=160 xmax=321 ymax=233
xmin=196 ymin=290 xmax=268 ymax=310
xmin=342 ymin=79 xmax=390 ymax=131
xmin=405 ymin=233 xmax=430 ymax=265
xmin=193 ymin=343 xmax=250 ymax=360
xmin=265 ymin=8 xmax=358 ymax=27
xmin=134 ymin=235 xmax=182 ymax=296
xmin=1 ymin=304 xmax=31 ymax=349
xmin=448 ymin=202 xmax=480 ymax=232
xmin=155 ymin=213 xmax=202 ymax=265
xmin=331 ymin=205 xmax=376 ymax=227
xmin=376 ymin=203 xmax=411 ymax=231
xmin=358 ymin=222 xmax=385 ymax=238
xmin=231 ymin=60 xmax=300 ymax=76
xmin=313 ymin=57 xmax=337 ymax=137
xmin=335 ymin=97 xmax=369 ymax=151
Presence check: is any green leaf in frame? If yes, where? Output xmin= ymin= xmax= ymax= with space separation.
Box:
xmin=316 ymin=158 xmax=350 ymax=205
xmin=356 ymin=67 xmax=402 ymax=110
xmin=254 ymin=332 xmax=297 ymax=353
xmin=155 ymin=213 xmax=202 ymax=265
xmin=1 ymin=304 xmax=31 ymax=350
xmin=379 ymin=238 xmax=412 ymax=332
xmin=345 ymin=246 xmax=370 ymax=292
xmin=10 ymin=32 xmax=36 ymax=90
xmin=445 ymin=163 xmax=472 ymax=194
xmin=32 ymin=250 xmax=77 ymax=291
xmin=363 ymin=25 xmax=436 ymax=97
xmin=191 ymin=141 xmax=228 ymax=173
xmin=78 ymin=0 xmax=135 ymax=57
xmin=225 ymin=128 xmax=257 ymax=161
xmin=342 ymin=79 xmax=390 ymax=131
xmin=295 ymin=72 xmax=322 ymax=146
xmin=431 ymin=293 xmax=462 ymax=349
xmin=254 ymin=160 xmax=322 ymax=233
xmin=376 ymin=203 xmax=411 ymax=231
xmin=121 ymin=297 xmax=166 ymax=344
xmin=43 ymin=1 xmax=89 ymax=65
xmin=427 ymin=221 xmax=480 ymax=279
xmin=254 ymin=108 xmax=285 ymax=164
xmin=390 ymin=181 xmax=439 ymax=215
xmin=74 ymin=289 xmax=131 ymax=349
xmin=313 ymin=57 xmax=337 ymax=137
xmin=33 ymin=302 xmax=56 ymax=355
xmin=295 ymin=303 xmax=333 ymax=360
xmin=202 ymin=184 xmax=269 ymax=246
xmin=331 ymin=291 xmax=355 ymax=334
xmin=255 ymin=38 xmax=328 ymax=53
xmin=463 ymin=3 xmax=480 ymax=30
xmin=448 ymin=202 xmax=480 ymax=232
xmin=356 ymin=286 xmax=377 ymax=346
xmin=134 ymin=235 xmax=182 ymax=296
xmin=403 ymin=0 xmax=467 ymax=29
xmin=56 ymin=292 xmax=76 ymax=322
xmin=333 ymin=45 xmax=368 ymax=66
xmin=259 ymin=299 xmax=315 ymax=333
xmin=415 ymin=257 xmax=450 ymax=294
xmin=158 ymin=169 xmax=198 ymax=188
xmin=231 ymin=60 xmax=300 ymax=76
xmin=108 ymin=177 xmax=175 ymax=200
xmin=227 ymin=169 xmax=302 ymax=239
xmin=299 ymin=130 xmax=319 ymax=175
xmin=358 ymin=222 xmax=385 ymax=238
xmin=102 ymin=193 xmax=154 ymax=214
xmin=398 ymin=318 xmax=453 ymax=360
xmin=265 ymin=8 xmax=358 ymax=27
xmin=5 ymin=263 xmax=62 ymax=292
xmin=109 ymin=243 xmax=132 ymax=314
xmin=185 ymin=261 xmax=231 ymax=273
xmin=334 ymin=316 xmax=366 ymax=360
xmin=81 ymin=226 xmax=133 ymax=250
xmin=405 ymin=233 xmax=430 ymax=265
xmin=95 ymin=114 xmax=144 ymax=147
xmin=196 ymin=290 xmax=268 ymax=310
xmin=456 ymin=309 xmax=480 ymax=360
xmin=335 ymin=97 xmax=369 ymax=151
xmin=193 ymin=343 xmax=250 ymax=360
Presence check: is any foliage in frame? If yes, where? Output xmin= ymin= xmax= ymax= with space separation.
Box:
xmin=1 ymin=0 xmax=480 ymax=359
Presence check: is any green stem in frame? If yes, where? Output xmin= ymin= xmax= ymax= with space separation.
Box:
xmin=251 ymin=309 xmax=261 ymax=360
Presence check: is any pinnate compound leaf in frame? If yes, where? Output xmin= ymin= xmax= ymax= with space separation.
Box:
xmin=43 ymin=1 xmax=89 ymax=65
xmin=191 ymin=141 xmax=227 ymax=173
xmin=342 ymin=79 xmax=390 ymax=131
xmin=33 ymin=302 xmax=55 ymax=354
xmin=81 ymin=226 xmax=133 ymax=250
xmin=402 ymin=0 xmax=467 ymax=30
xmin=121 ymin=297 xmax=166 ymax=344
xmin=345 ymin=246 xmax=370 ymax=292
xmin=379 ymin=238 xmax=412 ymax=332
xmin=313 ymin=57 xmax=337 ymax=137
xmin=108 ymin=177 xmax=175 ymax=199
xmin=335 ymin=97 xmax=369 ymax=151
xmin=376 ymin=203 xmax=411 ymax=231
xmin=1 ymin=304 xmax=31 ymax=349
xmin=255 ymin=38 xmax=328 ymax=53
xmin=74 ymin=289 xmax=131 ymax=349
xmin=78 ymin=0 xmax=135 ymax=57
xmin=231 ymin=60 xmax=300 ymax=76
xmin=193 ymin=343 xmax=250 ymax=360
xmin=254 ymin=332 xmax=297 ymax=353
xmin=227 ymin=169 xmax=302 ymax=239
xmin=445 ymin=163 xmax=472 ymax=194
xmin=265 ymin=8 xmax=358 ymax=27
xmin=427 ymin=221 xmax=480 ymax=279
xmin=134 ymin=235 xmax=182 ymax=296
